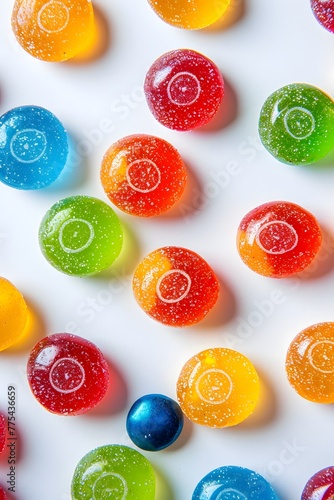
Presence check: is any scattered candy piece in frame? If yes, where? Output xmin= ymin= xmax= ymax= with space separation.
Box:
xmin=311 ymin=1 xmax=334 ymax=33
xmin=286 ymin=322 xmax=334 ymax=403
xmin=147 ymin=0 xmax=231 ymax=29
xmin=0 ymin=487 xmax=6 ymax=500
xmin=259 ymin=83 xmax=334 ymax=165
xmin=12 ymin=0 xmax=95 ymax=62
xmin=126 ymin=394 xmax=184 ymax=451
xmin=0 ymin=106 xmax=68 ymax=189
xmin=27 ymin=333 xmax=109 ymax=415
xmin=144 ymin=49 xmax=224 ymax=131
xmin=237 ymin=201 xmax=322 ymax=278
xmin=39 ymin=195 xmax=123 ymax=277
xmin=0 ymin=414 xmax=5 ymax=454
xmin=71 ymin=444 xmax=155 ymax=499
xmin=132 ymin=246 xmax=219 ymax=327
xmin=0 ymin=277 xmax=28 ymax=351
xmin=192 ymin=466 xmax=278 ymax=499
xmin=302 ymin=466 xmax=334 ymax=499
xmin=101 ymin=134 xmax=187 ymax=216
xmin=177 ymin=348 xmax=260 ymax=428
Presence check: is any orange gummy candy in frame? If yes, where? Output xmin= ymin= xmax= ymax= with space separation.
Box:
xmin=0 ymin=277 xmax=28 ymax=351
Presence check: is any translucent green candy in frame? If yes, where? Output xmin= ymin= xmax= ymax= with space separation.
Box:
xmin=259 ymin=83 xmax=334 ymax=165
xmin=39 ymin=196 xmax=123 ymax=277
xmin=71 ymin=445 xmax=156 ymax=500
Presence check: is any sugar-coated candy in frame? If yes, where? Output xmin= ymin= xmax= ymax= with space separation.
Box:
xmin=0 ymin=106 xmax=68 ymax=190
xmin=132 ymin=246 xmax=219 ymax=327
xmin=286 ymin=322 xmax=334 ymax=403
xmin=259 ymin=83 xmax=334 ymax=165
xmin=12 ymin=0 xmax=95 ymax=62
xmin=144 ymin=49 xmax=224 ymax=131
xmin=0 ymin=277 xmax=28 ymax=351
xmin=311 ymin=1 xmax=334 ymax=33
xmin=27 ymin=333 xmax=109 ymax=415
xmin=302 ymin=466 xmax=334 ymax=499
xmin=0 ymin=487 xmax=6 ymax=500
xmin=39 ymin=195 xmax=123 ymax=276
xmin=237 ymin=201 xmax=322 ymax=278
xmin=100 ymin=134 xmax=187 ymax=217
xmin=177 ymin=348 xmax=260 ymax=428
xmin=126 ymin=394 xmax=184 ymax=451
xmin=71 ymin=444 xmax=155 ymax=499
xmin=0 ymin=414 xmax=5 ymax=454
xmin=147 ymin=0 xmax=231 ymax=29
xmin=192 ymin=466 xmax=278 ymax=499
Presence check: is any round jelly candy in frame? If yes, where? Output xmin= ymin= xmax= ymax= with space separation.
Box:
xmin=147 ymin=0 xmax=231 ymax=29
xmin=177 ymin=348 xmax=260 ymax=428
xmin=0 ymin=414 xmax=5 ymax=454
xmin=39 ymin=195 xmax=123 ymax=277
xmin=237 ymin=201 xmax=322 ymax=278
xmin=286 ymin=322 xmax=334 ymax=403
xmin=192 ymin=466 xmax=278 ymax=499
xmin=71 ymin=444 xmax=155 ymax=500
xmin=100 ymin=134 xmax=187 ymax=217
xmin=302 ymin=466 xmax=334 ymax=499
xmin=311 ymin=1 xmax=334 ymax=33
xmin=12 ymin=0 xmax=95 ymax=62
xmin=27 ymin=333 xmax=109 ymax=415
xmin=126 ymin=394 xmax=184 ymax=451
xmin=259 ymin=83 xmax=334 ymax=165
xmin=0 ymin=488 xmax=6 ymax=500
xmin=0 ymin=277 xmax=28 ymax=351
xmin=0 ymin=106 xmax=68 ymax=190
xmin=132 ymin=246 xmax=219 ymax=327
xmin=144 ymin=49 xmax=224 ymax=131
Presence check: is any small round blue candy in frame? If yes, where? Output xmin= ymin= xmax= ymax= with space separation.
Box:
xmin=126 ymin=393 xmax=184 ymax=451
xmin=0 ymin=105 xmax=68 ymax=189
xmin=192 ymin=466 xmax=278 ymax=499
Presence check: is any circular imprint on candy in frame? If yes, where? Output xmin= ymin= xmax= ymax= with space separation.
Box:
xmin=49 ymin=357 xmax=86 ymax=394
xmin=255 ymin=221 xmax=298 ymax=255
xmin=93 ymin=472 xmax=128 ymax=500
xmin=214 ymin=489 xmax=247 ymax=500
xmin=10 ymin=129 xmax=47 ymax=163
xmin=58 ymin=218 xmax=95 ymax=254
xmin=37 ymin=1 xmax=70 ymax=33
xmin=156 ymin=270 xmax=192 ymax=303
xmin=307 ymin=340 xmax=334 ymax=374
xmin=195 ymin=368 xmax=233 ymax=405
xmin=283 ymin=107 xmax=316 ymax=139
xmin=167 ymin=72 xmax=201 ymax=106
xmin=126 ymin=159 xmax=161 ymax=193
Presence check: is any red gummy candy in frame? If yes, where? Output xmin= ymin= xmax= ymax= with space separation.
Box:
xmin=302 ymin=466 xmax=334 ymax=499
xmin=311 ymin=1 xmax=334 ymax=33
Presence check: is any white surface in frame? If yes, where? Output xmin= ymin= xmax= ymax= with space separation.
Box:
xmin=1 ymin=0 xmax=334 ymax=499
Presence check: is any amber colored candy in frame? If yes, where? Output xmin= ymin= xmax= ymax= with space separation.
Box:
xmin=12 ymin=0 xmax=95 ymax=62
xmin=0 ymin=277 xmax=28 ymax=351
xmin=177 ymin=348 xmax=260 ymax=428
xmin=286 ymin=323 xmax=334 ymax=403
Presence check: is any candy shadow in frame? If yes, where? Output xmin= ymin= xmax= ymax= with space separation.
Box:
xmin=84 ymin=356 xmax=128 ymax=418
xmin=164 ymin=416 xmax=193 ymax=452
xmin=154 ymin=465 xmax=175 ymax=500
xmin=196 ymin=77 xmax=239 ymax=133
xmin=203 ymin=0 xmax=247 ymax=32
xmin=65 ymin=4 xmax=112 ymax=65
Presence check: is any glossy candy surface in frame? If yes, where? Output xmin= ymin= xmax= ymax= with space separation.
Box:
xmin=286 ymin=323 xmax=334 ymax=403
xmin=144 ymin=49 xmax=224 ymax=131
xmin=101 ymin=134 xmax=187 ymax=217
xmin=0 ymin=488 xmax=6 ymax=500
xmin=126 ymin=394 xmax=184 ymax=451
xmin=71 ymin=444 xmax=155 ymax=500
xmin=27 ymin=333 xmax=109 ymax=415
xmin=0 ymin=414 xmax=5 ymax=454
xmin=0 ymin=106 xmax=68 ymax=189
xmin=302 ymin=466 xmax=334 ymax=499
xmin=259 ymin=83 xmax=334 ymax=165
xmin=147 ymin=0 xmax=232 ymax=29
xmin=39 ymin=195 xmax=123 ymax=276
xmin=177 ymin=348 xmax=260 ymax=428
xmin=0 ymin=277 xmax=28 ymax=351
xmin=237 ymin=201 xmax=322 ymax=278
xmin=132 ymin=246 xmax=219 ymax=327
xmin=12 ymin=0 xmax=95 ymax=62
xmin=192 ymin=466 xmax=278 ymax=499
xmin=311 ymin=1 xmax=334 ymax=33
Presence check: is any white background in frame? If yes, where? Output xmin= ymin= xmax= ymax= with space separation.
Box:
xmin=1 ymin=0 xmax=334 ymax=498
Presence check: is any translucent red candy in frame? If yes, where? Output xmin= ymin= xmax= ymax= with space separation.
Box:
xmin=100 ymin=134 xmax=187 ymax=216
xmin=133 ymin=246 xmax=219 ymax=327
xmin=27 ymin=333 xmax=109 ymax=415
xmin=311 ymin=1 xmax=334 ymax=33
xmin=0 ymin=487 xmax=6 ymax=500
xmin=0 ymin=414 xmax=5 ymax=453
xmin=144 ymin=49 xmax=224 ymax=131
xmin=302 ymin=466 xmax=334 ymax=499
xmin=237 ymin=201 xmax=322 ymax=278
